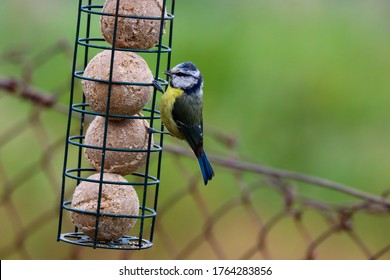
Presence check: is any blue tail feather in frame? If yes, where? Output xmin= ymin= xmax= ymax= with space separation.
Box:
xmin=197 ymin=150 xmax=214 ymax=185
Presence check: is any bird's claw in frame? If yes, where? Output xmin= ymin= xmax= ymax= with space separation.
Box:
xmin=147 ymin=127 xmax=171 ymax=136
xmin=153 ymin=79 xmax=164 ymax=93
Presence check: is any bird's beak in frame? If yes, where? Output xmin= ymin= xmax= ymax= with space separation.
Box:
xmin=164 ymin=70 xmax=172 ymax=76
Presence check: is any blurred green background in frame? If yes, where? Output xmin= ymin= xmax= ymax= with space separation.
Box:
xmin=1 ymin=0 xmax=390 ymax=259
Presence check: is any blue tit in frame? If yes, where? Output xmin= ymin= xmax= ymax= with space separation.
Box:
xmin=160 ymin=62 xmax=215 ymax=185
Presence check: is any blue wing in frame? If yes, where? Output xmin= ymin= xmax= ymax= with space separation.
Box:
xmin=172 ymin=93 xmax=214 ymax=184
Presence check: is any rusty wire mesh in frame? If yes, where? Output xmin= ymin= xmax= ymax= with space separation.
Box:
xmin=1 ymin=41 xmax=390 ymax=260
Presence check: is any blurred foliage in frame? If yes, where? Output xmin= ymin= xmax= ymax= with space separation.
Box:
xmin=1 ymin=0 xmax=390 ymax=259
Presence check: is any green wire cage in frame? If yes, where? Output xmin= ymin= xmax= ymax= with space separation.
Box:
xmin=57 ymin=0 xmax=176 ymax=250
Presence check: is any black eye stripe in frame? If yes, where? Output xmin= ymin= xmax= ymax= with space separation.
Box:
xmin=174 ymin=72 xmax=197 ymax=78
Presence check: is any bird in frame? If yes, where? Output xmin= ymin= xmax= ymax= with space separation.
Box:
xmin=159 ymin=61 xmax=214 ymax=185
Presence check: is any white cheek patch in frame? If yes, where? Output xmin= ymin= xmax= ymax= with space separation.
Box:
xmin=173 ymin=76 xmax=198 ymax=89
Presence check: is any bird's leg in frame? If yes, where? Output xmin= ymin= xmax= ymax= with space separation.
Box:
xmin=153 ymin=79 xmax=165 ymax=93
xmin=147 ymin=127 xmax=172 ymax=136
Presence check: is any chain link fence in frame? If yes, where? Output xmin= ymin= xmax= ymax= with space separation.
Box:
xmin=1 ymin=41 xmax=390 ymax=260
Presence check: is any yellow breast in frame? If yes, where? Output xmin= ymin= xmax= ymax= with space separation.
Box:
xmin=160 ymin=85 xmax=184 ymax=139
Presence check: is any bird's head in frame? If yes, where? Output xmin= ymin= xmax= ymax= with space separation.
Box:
xmin=165 ymin=61 xmax=203 ymax=92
